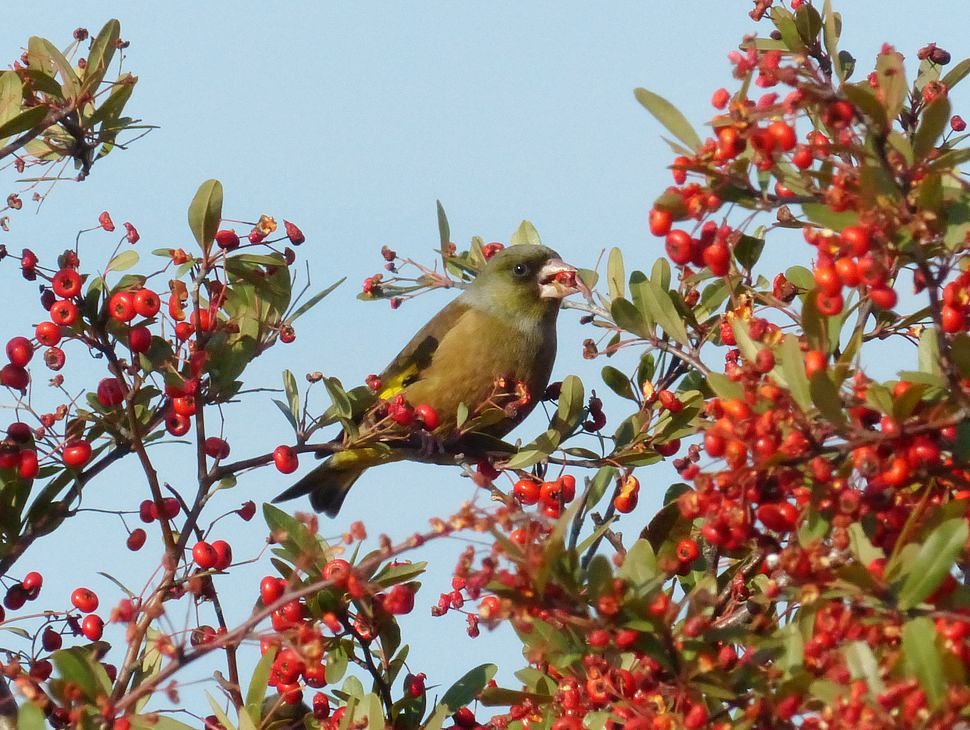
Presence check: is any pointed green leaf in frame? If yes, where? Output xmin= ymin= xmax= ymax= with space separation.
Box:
xmin=187 ymin=179 xmax=224 ymax=252
xmin=902 ymin=617 xmax=946 ymax=709
xmin=607 ymin=247 xmax=625 ymax=301
xmin=245 ymin=645 xmax=277 ymax=720
xmin=438 ymin=663 xmax=497 ymax=714
xmin=282 ymin=369 xmax=300 ymax=426
xmin=601 ymin=365 xmax=636 ymax=400
xmin=0 ymin=105 xmax=48 ymax=140
xmin=913 ymin=96 xmax=951 ymax=160
xmin=106 ymin=249 xmax=139 ymax=272
xmin=83 ymin=20 xmax=121 ymax=90
xmin=289 ymin=277 xmax=344 ymax=321
xmin=843 ymin=641 xmax=884 ymax=694
xmin=510 ymin=220 xmax=542 ymax=246
xmin=611 ymin=296 xmax=650 ymax=338
xmin=809 ymin=370 xmax=845 ymax=424
xmin=898 ymin=517 xmax=968 ymax=609
xmin=634 ymin=88 xmax=701 ymax=150
xmin=941 ymin=57 xmax=970 ymax=90
xmin=774 ymin=335 xmax=809 ymax=411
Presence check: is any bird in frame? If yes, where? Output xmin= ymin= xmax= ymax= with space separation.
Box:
xmin=273 ymin=243 xmax=581 ymax=517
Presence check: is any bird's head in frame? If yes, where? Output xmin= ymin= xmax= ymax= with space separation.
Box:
xmin=465 ymin=244 xmax=581 ymax=321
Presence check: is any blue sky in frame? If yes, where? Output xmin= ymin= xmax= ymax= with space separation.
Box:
xmin=1 ymin=1 xmax=968 ymax=721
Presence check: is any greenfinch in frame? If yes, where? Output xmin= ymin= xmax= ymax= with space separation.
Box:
xmin=274 ymin=244 xmax=580 ymax=516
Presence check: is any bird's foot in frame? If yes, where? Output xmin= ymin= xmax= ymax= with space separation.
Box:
xmin=416 ymin=429 xmax=445 ymax=459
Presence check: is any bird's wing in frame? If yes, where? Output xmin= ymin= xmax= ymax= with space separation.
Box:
xmin=376 ymin=297 xmax=472 ymax=399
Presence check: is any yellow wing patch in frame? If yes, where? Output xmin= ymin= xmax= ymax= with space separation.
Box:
xmin=378 ymin=364 xmax=420 ymax=400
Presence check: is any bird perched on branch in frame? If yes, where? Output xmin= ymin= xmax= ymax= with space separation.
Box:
xmin=274 ymin=244 xmax=581 ymax=516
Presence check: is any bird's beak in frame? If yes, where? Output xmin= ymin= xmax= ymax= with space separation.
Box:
xmin=538 ymin=259 xmax=581 ymax=300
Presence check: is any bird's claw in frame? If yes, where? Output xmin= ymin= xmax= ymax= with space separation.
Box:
xmin=417 ymin=429 xmax=445 ymax=458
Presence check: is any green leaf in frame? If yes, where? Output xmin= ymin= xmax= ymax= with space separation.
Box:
xmin=876 ymin=50 xmax=907 ymax=123
xmin=779 ymin=334 xmax=812 ymax=411
xmin=601 ymin=365 xmax=636 ymax=400
xmin=902 ymin=617 xmax=946 ymax=709
xmin=941 ymin=57 xmax=970 ymax=90
xmin=282 ymin=369 xmax=300 ymax=426
xmin=913 ymin=97 xmax=951 ymax=160
xmin=794 ymin=4 xmax=822 ymax=45
xmin=17 ymin=703 xmax=45 ymax=730
xmin=607 ymin=247 xmax=625 ymax=301
xmin=918 ymin=328 xmax=942 ymax=377
xmin=510 ymin=220 xmax=542 ymax=246
xmin=822 ymin=0 xmax=844 ymax=81
xmin=272 ymin=399 xmax=298 ymax=430
xmin=611 ymin=296 xmax=650 ymax=338
xmin=371 ymin=560 xmax=427 ymax=587
xmin=847 ymin=523 xmax=883 ymax=566
xmin=0 ymin=105 xmax=48 ymax=141
xmin=618 ymin=538 xmax=657 ymax=584
xmin=809 ymin=370 xmax=845 ymax=424
xmin=245 ymin=645 xmax=276 ymax=720
xmin=734 ymin=233 xmax=765 ymax=271
xmin=0 ymin=72 xmax=22 ymax=129
xmin=438 ymin=663 xmax=497 ymax=714
xmin=843 ymin=641 xmax=885 ymax=695
xmin=324 ymin=377 xmax=353 ymax=420
xmin=289 ymin=277 xmax=344 ymax=321
xmin=82 ymin=19 xmax=120 ymax=97
xmin=801 ymin=202 xmax=858 ymax=230
xmin=37 ymin=38 xmax=80 ymax=99
xmin=706 ymin=372 xmax=744 ymax=400
xmin=643 ymin=278 xmax=689 ymax=345
xmin=106 ymin=249 xmax=139 ymax=272
xmin=897 ymin=517 xmax=968 ymax=609
xmin=53 ymin=648 xmax=100 ymax=700
xmin=187 ymin=179 xmax=224 ymax=252
xmin=634 ymin=88 xmax=701 ymax=150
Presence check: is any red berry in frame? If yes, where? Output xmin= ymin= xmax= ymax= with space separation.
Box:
xmin=767 ymin=120 xmax=797 ymax=151
xmin=665 ymin=230 xmax=693 ymax=266
xmin=648 ymin=208 xmax=673 ymax=237
xmin=139 ymin=499 xmax=157 ymax=523
xmin=63 ymin=439 xmax=92 ymax=469
xmin=757 ymin=502 xmax=798 ymax=532
xmin=108 ymin=291 xmax=136 ymax=322
xmin=273 ymin=445 xmax=298 ymax=474
xmin=414 ymin=403 xmax=439 ymax=430
xmin=702 ymin=242 xmax=730 ymax=276
xmin=133 ymin=289 xmax=160 ymax=317
xmin=214 ymin=229 xmax=240 ymax=250
xmin=792 ymin=144 xmax=813 ymax=169
xmin=6 ymin=336 xmax=33 ymax=367
xmin=174 ymin=322 xmax=194 ymax=341
xmin=211 ymin=540 xmax=232 ymax=570
xmin=165 ymin=412 xmax=191 ymax=436
xmin=942 ymin=305 xmax=964 ymax=333
xmin=813 ymin=265 xmax=841 ymax=296
xmin=81 ymin=614 xmax=104 ymax=640
xmin=0 ymin=364 xmax=29 ymax=390
xmin=676 ymin=538 xmax=700 ymax=563
xmin=96 ymin=378 xmax=125 ymax=407
xmin=204 ymin=437 xmax=230 ymax=459
xmin=513 ymin=479 xmax=540 ymax=505
xmin=22 ymin=571 xmax=42 ymax=595
xmin=322 ymin=559 xmax=352 ymax=587
xmin=35 ymin=321 xmax=61 ymax=347
xmin=18 ymin=450 xmax=38 ymax=480
xmin=52 ymin=269 xmax=82 ymax=298
xmin=129 ymin=326 xmax=152 ymax=354
xmin=260 ymin=576 xmax=285 ymax=605
xmin=613 ymin=491 xmax=638 ymax=513
xmin=840 ymin=226 xmax=871 ymax=256
xmin=71 ymin=587 xmax=99 ymax=613
xmin=172 ymin=395 xmax=197 ymax=417
xmin=50 ymin=299 xmax=78 ymax=326
xmin=3 ymin=584 xmax=27 ymax=610
xmin=869 ymin=285 xmax=897 ymax=310
xmin=160 ymin=497 xmax=180 ymax=519
xmin=192 ymin=541 xmax=218 ymax=570
xmin=815 ymin=291 xmax=844 ymax=316
xmin=127 ymin=528 xmax=147 ymax=551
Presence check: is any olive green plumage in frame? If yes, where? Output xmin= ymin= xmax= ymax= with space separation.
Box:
xmin=274 ymin=244 xmax=578 ymax=516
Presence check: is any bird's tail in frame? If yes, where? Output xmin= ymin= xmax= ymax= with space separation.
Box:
xmin=273 ymin=447 xmax=394 ymax=517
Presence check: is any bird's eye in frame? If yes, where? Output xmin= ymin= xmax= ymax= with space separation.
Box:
xmin=512 ymin=263 xmax=529 ymax=278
